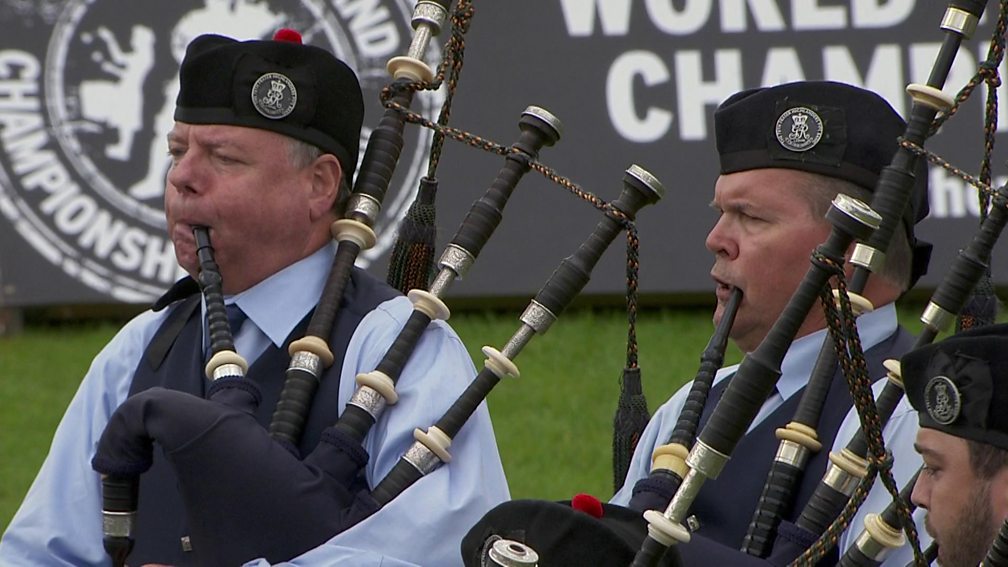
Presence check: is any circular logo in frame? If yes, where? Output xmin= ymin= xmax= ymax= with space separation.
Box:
xmin=924 ymin=375 xmax=962 ymax=425
xmin=0 ymin=0 xmax=440 ymax=302
xmin=774 ymin=106 xmax=823 ymax=152
xmin=251 ymin=72 xmax=297 ymax=119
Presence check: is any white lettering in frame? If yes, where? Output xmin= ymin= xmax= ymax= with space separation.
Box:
xmin=142 ymin=236 xmax=180 ymax=282
xmin=78 ymin=209 xmax=127 ymax=259
xmin=823 ymin=44 xmax=904 ymax=115
xmin=0 ymin=111 xmax=43 ymax=141
xmin=792 ymin=0 xmax=846 ymax=30
xmin=929 ymin=165 xmax=981 ymax=218
xmin=112 ymin=227 xmax=146 ymax=272
xmin=0 ymin=50 xmax=39 ymax=111
xmin=334 ymin=0 xmax=399 ymax=58
xmin=607 ymin=51 xmax=673 ymax=142
xmin=53 ymin=193 xmax=98 ymax=235
xmin=647 ymin=0 xmax=712 ymax=35
xmin=675 ymin=49 xmax=742 ymax=140
xmin=559 ymin=0 xmax=633 ymax=36
xmin=851 ymin=0 xmax=914 ymax=28
xmin=719 ymin=0 xmax=785 ymax=32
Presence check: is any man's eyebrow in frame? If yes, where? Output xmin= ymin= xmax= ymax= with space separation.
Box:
xmin=913 ymin=442 xmax=939 ymax=458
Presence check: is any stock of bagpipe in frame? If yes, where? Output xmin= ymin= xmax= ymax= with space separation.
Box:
xmin=737 ymin=1 xmax=988 ymax=558
xmin=370 ymin=165 xmax=664 ymax=506
xmin=330 ymin=105 xmax=561 ymax=451
xmin=834 ymin=177 xmax=1008 ymax=567
xmin=268 ymin=0 xmax=452 ymax=448
xmin=630 ymin=194 xmax=883 ymax=567
xmin=626 ymin=286 xmax=742 ymax=513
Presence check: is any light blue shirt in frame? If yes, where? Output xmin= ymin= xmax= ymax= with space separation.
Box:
xmin=611 ymin=302 xmax=930 ymax=565
xmin=0 ymin=244 xmax=510 ymax=566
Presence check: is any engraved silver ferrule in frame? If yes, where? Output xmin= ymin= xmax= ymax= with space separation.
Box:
xmin=102 ymin=510 xmax=135 ymax=538
xmin=775 ymin=439 xmax=811 ymax=468
xmin=212 ymin=363 xmax=245 ymax=381
xmin=665 ymin=467 xmax=705 ymax=524
xmin=403 ymin=441 xmax=442 ymax=474
xmin=921 ymin=301 xmax=954 ymax=333
xmin=850 ymin=243 xmax=885 ymax=273
xmin=941 ymin=6 xmax=979 ymax=37
xmin=347 ymin=193 xmax=381 ymax=225
xmin=290 ymin=350 xmax=322 ymax=377
xmin=685 ymin=440 xmax=730 ymax=480
xmin=348 ymin=385 xmax=387 ymax=418
xmin=823 ymin=463 xmax=861 ymax=496
xmin=437 ymin=244 xmax=475 ymax=280
xmin=627 ymin=164 xmax=666 ymax=201
xmin=519 ymin=300 xmax=557 ymax=334
xmin=405 ymin=1 xmax=448 ymax=60
xmin=832 ymin=194 xmax=882 ymax=230
xmin=501 ymin=324 xmax=536 ymax=360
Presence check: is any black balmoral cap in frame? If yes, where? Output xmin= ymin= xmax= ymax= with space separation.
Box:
xmin=175 ymin=29 xmax=363 ymax=179
xmin=903 ymin=323 xmax=1008 ymax=450
xmin=714 ymin=81 xmax=931 ymax=285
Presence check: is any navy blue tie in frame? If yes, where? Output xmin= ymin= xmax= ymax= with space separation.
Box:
xmin=205 ymin=304 xmax=247 ymax=361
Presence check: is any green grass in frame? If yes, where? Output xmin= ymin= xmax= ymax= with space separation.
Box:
xmin=0 ymin=300 xmax=985 ymax=532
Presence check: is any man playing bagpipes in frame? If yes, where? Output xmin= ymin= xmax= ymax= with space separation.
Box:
xmin=0 ymin=29 xmax=508 ymax=566
xmin=463 ymin=80 xmax=933 ymax=566
xmin=903 ymin=324 xmax=1008 ymax=567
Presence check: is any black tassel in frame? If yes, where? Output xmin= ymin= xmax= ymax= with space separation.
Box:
xmin=386 ymin=177 xmax=438 ymax=293
xmin=613 ymin=366 xmax=649 ymax=492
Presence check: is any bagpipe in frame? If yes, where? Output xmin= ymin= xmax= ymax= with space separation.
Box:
xmin=462 ymin=0 xmax=1008 ymax=566
xmin=89 ymin=1 xmax=667 ymax=565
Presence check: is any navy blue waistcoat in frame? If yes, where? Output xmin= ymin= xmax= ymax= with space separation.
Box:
xmin=685 ymin=327 xmax=915 ymax=555
xmin=125 ymin=268 xmax=399 ymax=566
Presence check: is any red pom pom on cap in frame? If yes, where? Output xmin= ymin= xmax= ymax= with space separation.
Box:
xmin=571 ymin=493 xmax=604 ymax=519
xmin=273 ymin=29 xmax=303 ymax=44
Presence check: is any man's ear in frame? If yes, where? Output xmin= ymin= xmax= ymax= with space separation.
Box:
xmin=308 ymin=154 xmax=342 ymax=220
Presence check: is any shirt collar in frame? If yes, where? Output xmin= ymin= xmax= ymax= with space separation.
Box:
xmin=714 ymin=301 xmax=898 ymax=401
xmin=228 ymin=243 xmax=334 ymax=347
xmin=775 ymin=301 xmax=898 ymax=400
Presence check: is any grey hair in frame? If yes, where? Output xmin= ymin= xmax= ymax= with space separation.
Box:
xmin=286 ymin=137 xmax=351 ymax=218
xmin=793 ymin=171 xmax=913 ymax=292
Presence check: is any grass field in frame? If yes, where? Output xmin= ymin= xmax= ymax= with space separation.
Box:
xmin=0 ymin=299 xmax=972 ymax=532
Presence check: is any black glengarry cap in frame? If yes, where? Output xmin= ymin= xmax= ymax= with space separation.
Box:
xmin=175 ymin=29 xmax=363 ymax=179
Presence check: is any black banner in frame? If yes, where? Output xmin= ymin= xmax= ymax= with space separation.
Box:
xmin=0 ymin=0 xmax=1004 ymax=306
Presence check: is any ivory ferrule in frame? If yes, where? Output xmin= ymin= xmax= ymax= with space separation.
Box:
xmin=346 ymin=193 xmax=381 ymax=225
xmin=941 ymin=6 xmax=979 ymax=37
xmin=851 ymin=243 xmax=885 ymax=274
xmin=520 ymin=300 xmax=557 ymax=334
xmin=483 ymin=346 xmax=520 ymax=379
xmin=408 ymin=289 xmax=450 ymax=320
xmin=883 ymin=359 xmax=905 ymax=389
xmin=824 ymin=449 xmax=868 ymax=496
xmin=102 ymin=510 xmax=135 ymax=538
xmin=643 ymin=510 xmax=691 ymax=547
xmin=921 ymin=301 xmax=954 ymax=333
xmin=854 ymin=513 xmax=905 ymax=561
xmin=775 ymin=439 xmax=811 ymax=468
xmin=347 ymin=385 xmax=388 ymax=418
xmin=437 ymin=244 xmax=475 ymax=280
